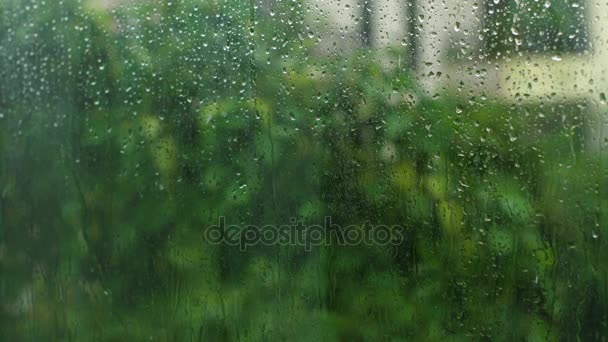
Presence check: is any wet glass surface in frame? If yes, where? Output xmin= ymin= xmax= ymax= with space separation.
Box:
xmin=1 ymin=0 xmax=607 ymax=340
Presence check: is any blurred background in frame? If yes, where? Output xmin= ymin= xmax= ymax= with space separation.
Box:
xmin=1 ymin=0 xmax=607 ymax=340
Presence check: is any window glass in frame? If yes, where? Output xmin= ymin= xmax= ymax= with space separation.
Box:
xmin=1 ymin=0 xmax=607 ymax=340
xmin=483 ymin=0 xmax=589 ymax=54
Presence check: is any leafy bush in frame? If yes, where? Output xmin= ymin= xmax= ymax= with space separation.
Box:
xmin=1 ymin=0 xmax=606 ymax=340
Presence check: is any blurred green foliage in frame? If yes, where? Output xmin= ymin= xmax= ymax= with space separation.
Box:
xmin=483 ymin=0 xmax=589 ymax=55
xmin=1 ymin=0 xmax=607 ymax=340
